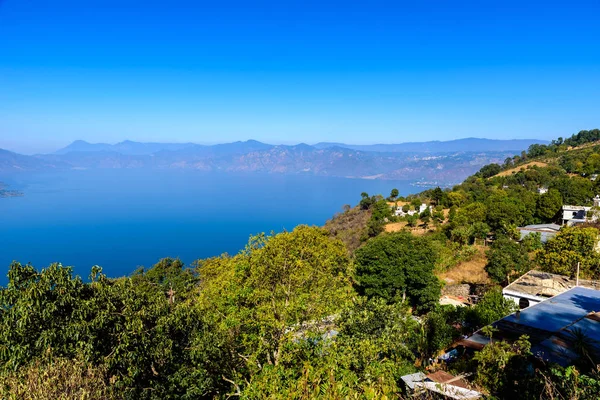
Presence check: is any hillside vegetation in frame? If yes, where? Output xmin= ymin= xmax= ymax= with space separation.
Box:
xmin=2 ymin=129 xmax=600 ymax=399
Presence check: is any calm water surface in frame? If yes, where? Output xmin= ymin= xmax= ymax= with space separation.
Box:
xmin=0 ymin=170 xmax=421 ymax=282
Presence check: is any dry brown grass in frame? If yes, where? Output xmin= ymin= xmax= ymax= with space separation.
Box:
xmin=384 ymin=221 xmax=407 ymax=232
xmin=387 ymin=201 xmax=409 ymax=207
xmin=495 ymin=161 xmax=548 ymax=177
xmin=439 ymin=245 xmax=490 ymax=284
xmin=324 ymin=207 xmax=371 ymax=253
xmin=0 ymin=358 xmax=111 ymax=400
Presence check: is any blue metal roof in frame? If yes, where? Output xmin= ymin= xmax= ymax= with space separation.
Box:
xmin=503 ymin=287 xmax=600 ymax=332
xmin=464 ymin=287 xmax=600 ymax=366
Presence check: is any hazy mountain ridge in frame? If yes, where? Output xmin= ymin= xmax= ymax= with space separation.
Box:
xmin=54 ymin=138 xmax=546 ymax=156
xmin=0 ymin=138 xmax=545 ymax=183
xmin=313 ymin=138 xmax=547 ymax=153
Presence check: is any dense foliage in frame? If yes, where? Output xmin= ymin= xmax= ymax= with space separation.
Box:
xmin=354 ymin=232 xmax=441 ymax=312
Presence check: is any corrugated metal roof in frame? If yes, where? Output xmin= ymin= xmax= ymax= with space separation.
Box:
xmin=464 ymin=287 xmax=600 ymax=366
xmin=503 ymin=270 xmax=600 ymax=298
xmin=519 ymin=224 xmax=561 ymax=231
xmin=400 ymin=372 xmax=426 ymax=390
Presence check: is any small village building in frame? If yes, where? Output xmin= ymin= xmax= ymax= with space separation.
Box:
xmin=537 ymin=187 xmax=548 ymax=194
xmin=394 ymin=203 xmax=432 ymax=217
xmin=517 ymin=223 xmax=560 ymax=243
xmin=400 ymin=371 xmax=481 ymax=400
xmin=562 ymin=195 xmax=600 ymax=225
xmin=502 ymin=270 xmax=600 ymax=309
xmin=458 ymin=287 xmax=600 ymax=367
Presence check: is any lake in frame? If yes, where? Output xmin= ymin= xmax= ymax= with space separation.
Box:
xmin=0 ymin=170 xmax=422 ymax=282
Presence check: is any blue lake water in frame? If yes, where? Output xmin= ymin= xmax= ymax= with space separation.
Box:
xmin=0 ymin=170 xmax=421 ymax=282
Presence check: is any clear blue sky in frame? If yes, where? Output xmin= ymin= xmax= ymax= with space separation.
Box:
xmin=1 ymin=0 xmax=599 ymax=154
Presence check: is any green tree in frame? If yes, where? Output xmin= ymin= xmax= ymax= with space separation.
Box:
xmin=467 ymin=287 xmax=517 ymax=329
xmin=196 ymin=226 xmax=354 ymax=396
xmin=473 ymin=335 xmax=533 ymax=397
xmin=477 ymin=163 xmax=502 ymax=178
xmin=359 ymin=192 xmax=372 ymax=210
xmin=431 ymin=187 xmax=444 ymax=205
xmin=536 ymin=226 xmax=600 ymax=278
xmin=419 ymin=207 xmax=431 ymax=228
xmin=536 ymin=188 xmax=563 ymax=221
xmin=485 ymin=237 xmax=532 ymax=285
xmin=485 ymin=192 xmax=531 ymax=231
xmin=354 ymin=232 xmax=441 ymax=312
xmin=367 ymin=198 xmax=392 ymax=237
xmin=389 ymin=188 xmax=399 ymax=200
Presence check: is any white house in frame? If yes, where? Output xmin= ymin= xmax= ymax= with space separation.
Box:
xmin=394 ymin=203 xmax=432 ymax=217
xmin=517 ymin=223 xmax=560 ymax=243
xmin=561 ymin=195 xmax=600 ymax=226
xmin=537 ymin=187 xmax=548 ymax=195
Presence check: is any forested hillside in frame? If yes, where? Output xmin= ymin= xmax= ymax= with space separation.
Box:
xmin=1 ymin=130 xmax=600 ymax=399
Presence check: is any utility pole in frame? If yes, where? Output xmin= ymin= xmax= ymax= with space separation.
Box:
xmin=576 ymin=262 xmax=580 ymax=286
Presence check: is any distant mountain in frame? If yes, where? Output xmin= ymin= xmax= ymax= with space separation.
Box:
xmin=1 ymin=137 xmax=545 ymax=184
xmin=313 ymin=138 xmax=548 ymax=153
xmin=54 ymin=140 xmax=197 ymax=155
xmin=0 ymin=148 xmax=68 ymax=172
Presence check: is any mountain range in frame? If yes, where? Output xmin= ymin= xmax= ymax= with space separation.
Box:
xmin=0 ymin=138 xmax=548 ymax=184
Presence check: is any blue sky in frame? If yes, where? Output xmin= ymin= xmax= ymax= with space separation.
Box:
xmin=1 ymin=0 xmax=599 ymax=154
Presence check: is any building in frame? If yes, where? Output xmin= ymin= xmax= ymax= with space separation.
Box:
xmin=394 ymin=203 xmax=431 ymax=217
xmin=459 ymin=287 xmax=600 ymax=367
xmin=562 ymin=195 xmax=600 ymax=226
xmin=502 ymin=270 xmax=600 ymax=309
xmin=537 ymin=187 xmax=548 ymax=195
xmin=401 ymin=371 xmax=481 ymax=399
xmin=517 ymin=223 xmax=560 ymax=244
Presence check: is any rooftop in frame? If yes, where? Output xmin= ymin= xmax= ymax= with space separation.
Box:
xmin=518 ymin=224 xmax=561 ymax=243
xmin=518 ymin=224 xmax=561 ymax=232
xmin=503 ymin=270 xmax=600 ymax=299
xmin=563 ymin=205 xmax=591 ymax=211
xmin=401 ymin=371 xmax=481 ymax=400
xmin=461 ymin=287 xmax=600 ymax=366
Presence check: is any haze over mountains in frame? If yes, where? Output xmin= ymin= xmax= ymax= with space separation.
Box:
xmin=0 ymin=138 xmax=547 ymax=184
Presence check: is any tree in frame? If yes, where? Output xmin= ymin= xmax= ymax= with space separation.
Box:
xmin=536 ymin=226 xmax=600 ymax=278
xmin=471 ymin=222 xmax=490 ymax=242
xmin=367 ymin=198 xmax=392 ymax=237
xmin=485 ymin=237 xmax=532 ymax=285
xmin=478 ymin=163 xmax=502 ymax=178
xmin=196 ymin=226 xmax=354 ymax=395
xmin=431 ymin=187 xmax=444 ymax=205
xmin=432 ymin=206 xmax=445 ymax=226
xmin=359 ymin=192 xmax=372 ymax=210
xmin=406 ymin=214 xmax=419 ymax=227
xmin=422 ymin=306 xmax=460 ymax=358
xmin=485 ymin=192 xmax=531 ymax=232
xmin=410 ymin=197 xmax=422 ymax=210
xmin=354 ymin=232 xmax=441 ymax=312
xmin=551 ymin=176 xmax=593 ymax=205
xmin=536 ymin=188 xmax=563 ymax=221
xmin=467 ymin=287 xmax=517 ymax=329
xmin=473 ymin=335 xmax=533 ymax=397
xmin=389 ymin=188 xmax=399 ymax=200
xmin=0 ymin=261 xmax=206 ymax=398
xmin=419 ymin=207 xmax=431 ymax=228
